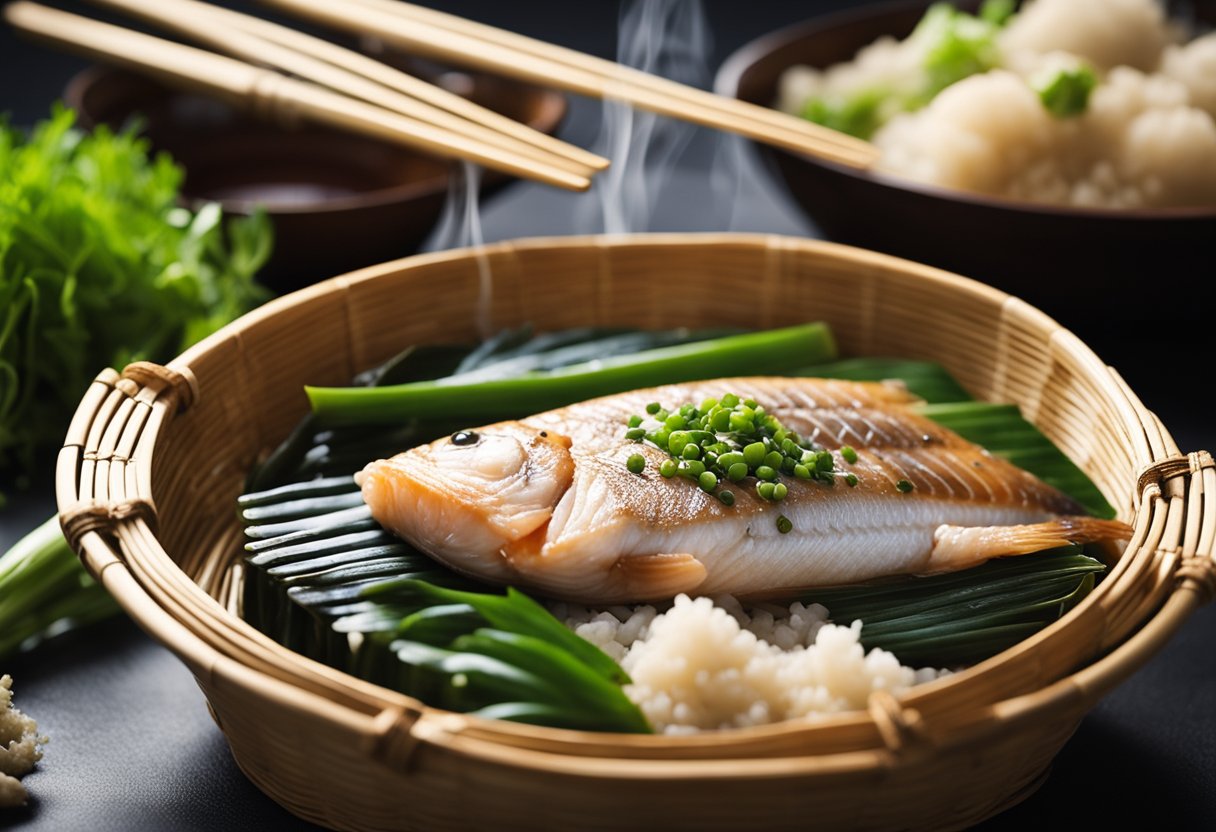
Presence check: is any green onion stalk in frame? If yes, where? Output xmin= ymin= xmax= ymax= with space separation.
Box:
xmin=0 ymin=516 xmax=120 ymax=661
xmin=306 ymin=323 xmax=837 ymax=426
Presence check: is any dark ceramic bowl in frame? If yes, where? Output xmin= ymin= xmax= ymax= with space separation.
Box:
xmin=715 ymin=0 xmax=1216 ymax=333
xmin=66 ymin=65 xmax=567 ymax=292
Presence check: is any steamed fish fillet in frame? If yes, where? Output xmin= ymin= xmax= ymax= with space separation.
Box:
xmin=357 ymin=378 xmax=1129 ymax=604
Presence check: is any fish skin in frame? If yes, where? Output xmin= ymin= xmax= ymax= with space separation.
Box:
xmin=358 ymin=378 xmax=1129 ymax=604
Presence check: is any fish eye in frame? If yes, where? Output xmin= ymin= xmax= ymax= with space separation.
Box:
xmin=451 ymin=430 xmax=480 ymax=446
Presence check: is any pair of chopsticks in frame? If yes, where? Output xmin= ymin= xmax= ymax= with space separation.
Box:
xmin=261 ymin=0 xmax=881 ymax=170
xmin=5 ymin=0 xmax=879 ymax=191
xmin=4 ymin=0 xmax=605 ymax=190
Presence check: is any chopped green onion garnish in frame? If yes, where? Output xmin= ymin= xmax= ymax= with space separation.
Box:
xmin=622 ymin=390 xmax=859 ymax=506
xmin=1035 ymin=64 xmax=1097 ymax=119
xmin=776 ymin=515 xmax=793 ymax=534
xmin=845 ymin=473 xmax=859 ymax=487
xmin=896 ymin=479 xmax=914 ymax=493
xmin=718 ymin=489 xmax=735 ymax=506
xmin=841 ymin=445 xmax=858 ymax=464
xmin=626 ymin=454 xmax=645 ymax=475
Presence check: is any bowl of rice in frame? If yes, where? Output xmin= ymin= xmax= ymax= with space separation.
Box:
xmin=715 ymin=0 xmax=1216 ymax=332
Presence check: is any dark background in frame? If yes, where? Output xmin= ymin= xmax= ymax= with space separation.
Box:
xmin=2 ymin=2 xmax=1213 ymax=830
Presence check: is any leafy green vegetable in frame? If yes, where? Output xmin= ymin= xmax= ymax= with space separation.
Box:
xmin=807 ymin=548 xmax=1105 ymax=665
xmin=0 ymin=106 xmax=272 ymax=482
xmin=353 ymin=584 xmax=651 ymax=732
xmin=364 ymin=581 xmax=629 ymax=686
xmin=1034 ymin=64 xmax=1098 ymax=118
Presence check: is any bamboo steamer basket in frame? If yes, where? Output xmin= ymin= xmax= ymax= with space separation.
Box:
xmin=57 ymin=234 xmax=1214 ymax=831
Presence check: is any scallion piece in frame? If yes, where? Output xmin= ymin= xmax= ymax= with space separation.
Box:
xmin=308 ymin=323 xmax=837 ymax=425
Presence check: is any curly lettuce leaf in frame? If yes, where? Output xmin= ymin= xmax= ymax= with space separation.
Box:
xmin=0 ymin=107 xmax=272 ymax=483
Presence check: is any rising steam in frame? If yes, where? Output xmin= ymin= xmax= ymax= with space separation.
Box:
xmin=423 ymin=0 xmax=780 ymax=335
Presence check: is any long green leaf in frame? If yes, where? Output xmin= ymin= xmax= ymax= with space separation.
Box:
xmin=365 ymin=581 xmax=629 ymax=686
xmin=452 ymin=629 xmax=649 ymax=732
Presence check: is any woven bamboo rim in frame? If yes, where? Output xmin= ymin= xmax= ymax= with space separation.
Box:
xmin=56 ymin=234 xmax=1214 ymax=831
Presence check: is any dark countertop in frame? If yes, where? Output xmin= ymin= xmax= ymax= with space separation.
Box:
xmin=2 ymin=2 xmax=1213 ymax=830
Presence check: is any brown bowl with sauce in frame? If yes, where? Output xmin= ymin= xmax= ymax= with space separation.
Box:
xmin=66 ymin=65 xmax=568 ymax=292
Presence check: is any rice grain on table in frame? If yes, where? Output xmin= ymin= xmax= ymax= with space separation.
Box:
xmin=557 ymin=595 xmax=948 ymax=734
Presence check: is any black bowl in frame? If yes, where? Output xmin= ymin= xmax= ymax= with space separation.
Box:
xmin=715 ymin=0 xmax=1216 ymax=333
xmin=66 ymin=65 xmax=567 ymax=292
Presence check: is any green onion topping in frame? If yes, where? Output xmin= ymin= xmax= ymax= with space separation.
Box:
xmin=626 ymin=454 xmax=645 ymax=475
xmin=776 ymin=515 xmax=793 ymax=534
xmin=896 ymin=479 xmax=915 ymax=493
xmin=624 ymin=393 xmax=853 ymax=504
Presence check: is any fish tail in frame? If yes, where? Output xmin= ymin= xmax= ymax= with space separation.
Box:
xmin=927 ymin=516 xmax=1133 ymax=572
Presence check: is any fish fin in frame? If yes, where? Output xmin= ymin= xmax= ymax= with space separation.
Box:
xmin=927 ymin=516 xmax=1131 ymax=572
xmin=610 ymin=553 xmax=708 ymax=600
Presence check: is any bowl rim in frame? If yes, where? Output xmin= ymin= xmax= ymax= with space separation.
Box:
xmin=63 ymin=63 xmax=570 ymax=217
xmin=713 ymin=0 xmax=1216 ymax=221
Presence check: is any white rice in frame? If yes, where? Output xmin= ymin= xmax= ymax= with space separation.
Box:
xmin=554 ymin=595 xmax=948 ymax=735
xmin=777 ymin=0 xmax=1216 ymax=208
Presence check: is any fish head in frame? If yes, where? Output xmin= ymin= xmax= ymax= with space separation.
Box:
xmin=357 ymin=422 xmax=575 ymax=577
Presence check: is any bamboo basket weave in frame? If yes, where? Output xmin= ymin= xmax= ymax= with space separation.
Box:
xmin=57 ymin=234 xmax=1214 ymax=831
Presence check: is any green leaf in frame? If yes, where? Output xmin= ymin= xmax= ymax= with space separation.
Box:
xmin=0 ymin=108 xmax=273 ymax=480
xmin=808 ymin=549 xmax=1106 ymax=666
xmin=365 ymin=580 xmax=629 ymax=686
xmin=798 ymin=358 xmax=972 ymax=404
xmin=452 ymin=629 xmax=649 ymax=732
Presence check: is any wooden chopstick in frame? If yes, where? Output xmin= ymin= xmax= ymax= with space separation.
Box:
xmin=83 ymin=0 xmax=606 ymax=177
xmin=351 ymin=0 xmax=872 ymax=156
xmin=3 ymin=3 xmax=593 ymax=191
xmin=260 ymin=0 xmax=880 ymax=169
